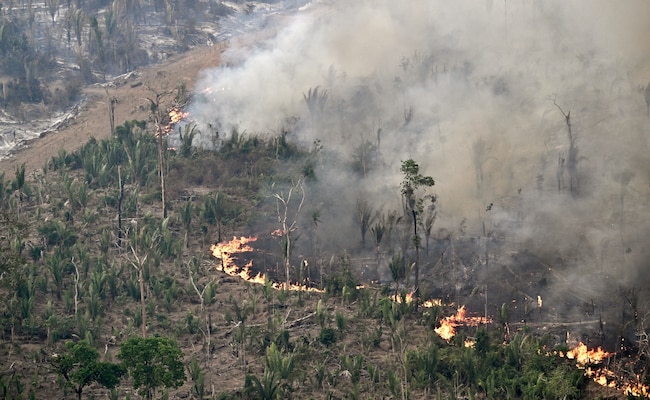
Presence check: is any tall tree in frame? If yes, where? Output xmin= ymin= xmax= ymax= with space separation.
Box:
xmin=52 ymin=340 xmax=126 ymax=400
xmin=145 ymin=85 xmax=174 ymax=218
xmin=272 ymin=178 xmax=305 ymax=288
xmin=400 ymin=159 xmax=435 ymax=306
xmin=551 ymin=98 xmax=579 ymax=196
xmin=119 ymin=336 xmax=186 ymax=400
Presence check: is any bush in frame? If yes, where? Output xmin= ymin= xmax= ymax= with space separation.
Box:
xmin=318 ymin=327 xmax=336 ymax=346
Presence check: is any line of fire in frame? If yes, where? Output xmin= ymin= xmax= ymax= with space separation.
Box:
xmin=166 ymin=106 xmax=649 ymax=398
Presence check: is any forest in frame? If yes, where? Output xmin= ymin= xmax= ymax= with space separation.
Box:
xmin=0 ymin=108 xmax=647 ymax=399
xmin=2 ymin=0 xmax=650 ymax=399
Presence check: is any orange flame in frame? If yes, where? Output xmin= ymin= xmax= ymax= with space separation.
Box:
xmin=169 ymin=108 xmax=190 ymax=124
xmin=270 ymin=229 xmax=285 ymax=237
xmin=434 ymin=305 xmax=491 ymax=342
xmin=391 ymin=291 xmax=442 ymax=308
xmin=158 ymin=107 xmax=190 ymax=135
xmin=210 ymin=236 xmax=323 ymax=292
xmin=566 ymin=342 xmax=611 ymax=365
xmin=561 ymin=342 xmax=650 ymax=395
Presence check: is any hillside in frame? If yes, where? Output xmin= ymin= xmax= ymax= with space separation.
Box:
xmin=2 ymin=1 xmax=650 ymax=399
xmin=0 ymin=104 xmax=644 ymax=400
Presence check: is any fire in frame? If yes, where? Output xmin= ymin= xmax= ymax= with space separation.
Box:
xmin=169 ymin=108 xmax=189 ymax=124
xmin=210 ymin=236 xmax=323 ymax=292
xmin=270 ymin=229 xmax=285 ymax=237
xmin=560 ymin=342 xmax=650 ymax=396
xmin=566 ymin=342 xmax=611 ymax=365
xmin=390 ymin=291 xmax=442 ymax=308
xmin=434 ymin=305 xmax=491 ymax=342
xmin=158 ymin=107 xmax=190 ymax=135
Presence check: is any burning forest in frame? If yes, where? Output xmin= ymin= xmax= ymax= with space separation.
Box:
xmin=3 ymin=0 xmax=650 ymax=399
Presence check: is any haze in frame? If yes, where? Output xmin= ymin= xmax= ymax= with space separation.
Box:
xmin=187 ymin=0 xmax=650 ymax=292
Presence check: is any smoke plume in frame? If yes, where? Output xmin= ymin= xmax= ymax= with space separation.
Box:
xmin=188 ymin=0 xmax=650 ymax=312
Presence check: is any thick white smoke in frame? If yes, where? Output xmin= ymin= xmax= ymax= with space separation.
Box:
xmin=188 ymin=0 xmax=650 ymax=294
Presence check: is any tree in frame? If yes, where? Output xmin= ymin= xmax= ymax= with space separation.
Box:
xmin=202 ymin=191 xmax=228 ymax=243
xmin=551 ymin=97 xmax=579 ymax=196
xmin=52 ymin=340 xmax=126 ymax=400
xmin=272 ymin=178 xmax=305 ymax=288
xmin=400 ymin=159 xmax=435 ymax=306
xmin=118 ymin=336 xmax=186 ymax=400
xmin=303 ymin=86 xmax=328 ymax=136
xmin=180 ymin=198 xmax=192 ymax=248
xmin=144 ymin=85 xmax=174 ymax=218
xmin=12 ymin=163 xmax=27 ymax=216
xmin=355 ymin=199 xmax=375 ymax=249
xmin=351 ymin=140 xmax=378 ymax=178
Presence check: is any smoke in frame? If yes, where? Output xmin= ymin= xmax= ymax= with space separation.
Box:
xmin=188 ymin=0 xmax=650 ymax=307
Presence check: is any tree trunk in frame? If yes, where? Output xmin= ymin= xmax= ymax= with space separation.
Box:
xmin=158 ymin=133 xmax=167 ymax=218
xmin=285 ymin=233 xmax=291 ymax=288
xmin=412 ymin=209 xmax=420 ymax=308
xmin=117 ymin=166 xmax=123 ymax=242
xmin=139 ymin=265 xmax=146 ymax=338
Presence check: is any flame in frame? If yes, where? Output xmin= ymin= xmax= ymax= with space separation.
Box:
xmin=624 ymin=381 xmax=650 ymax=397
xmin=434 ymin=305 xmax=491 ymax=342
xmin=158 ymin=107 xmax=190 ymax=136
xmin=566 ymin=342 xmax=611 ymax=365
xmin=390 ymin=291 xmax=442 ymax=308
xmin=169 ymin=108 xmax=190 ymax=124
xmin=210 ymin=236 xmax=323 ymax=292
xmin=559 ymin=342 xmax=650 ymax=396
xmin=566 ymin=343 xmax=616 ymax=390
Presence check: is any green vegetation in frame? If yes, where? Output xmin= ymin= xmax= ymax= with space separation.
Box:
xmin=52 ymin=340 xmax=126 ymax=400
xmin=0 ymin=120 xmax=635 ymax=399
xmin=119 ymin=336 xmax=186 ymax=399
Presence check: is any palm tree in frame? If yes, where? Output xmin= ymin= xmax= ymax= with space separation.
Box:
xmin=355 ymin=199 xmax=375 ymax=249
xmin=202 ymin=191 xmax=227 ymax=243
xmin=389 ymin=252 xmax=406 ymax=301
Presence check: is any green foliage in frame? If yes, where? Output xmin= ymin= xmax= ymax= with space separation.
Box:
xmin=318 ymin=327 xmax=337 ymax=346
xmin=0 ymin=211 xmax=27 ymax=290
xmin=245 ymin=343 xmax=296 ymax=400
xmin=38 ymin=219 xmax=77 ymax=247
xmin=118 ymin=336 xmax=186 ymax=400
xmin=323 ymin=257 xmax=360 ymax=301
xmin=178 ymin=123 xmax=197 ymax=158
xmin=400 ymin=159 xmax=435 ymax=201
xmin=187 ymin=355 xmax=205 ymax=399
xmin=52 ymin=340 xmax=126 ymax=400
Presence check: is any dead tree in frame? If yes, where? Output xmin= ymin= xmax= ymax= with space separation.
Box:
xmin=144 ymin=85 xmax=174 ymax=218
xmin=107 ymin=90 xmax=118 ymax=134
xmin=551 ymin=97 xmax=579 ymax=196
xmin=273 ymin=178 xmax=305 ymax=289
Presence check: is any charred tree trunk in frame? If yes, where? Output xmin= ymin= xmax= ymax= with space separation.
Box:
xmin=117 ymin=166 xmax=124 ymax=242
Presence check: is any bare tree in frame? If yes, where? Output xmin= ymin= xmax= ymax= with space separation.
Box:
xmin=551 ymin=97 xmax=579 ymax=196
xmin=273 ymin=178 xmax=305 ymax=288
xmin=144 ymin=85 xmax=174 ymax=218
